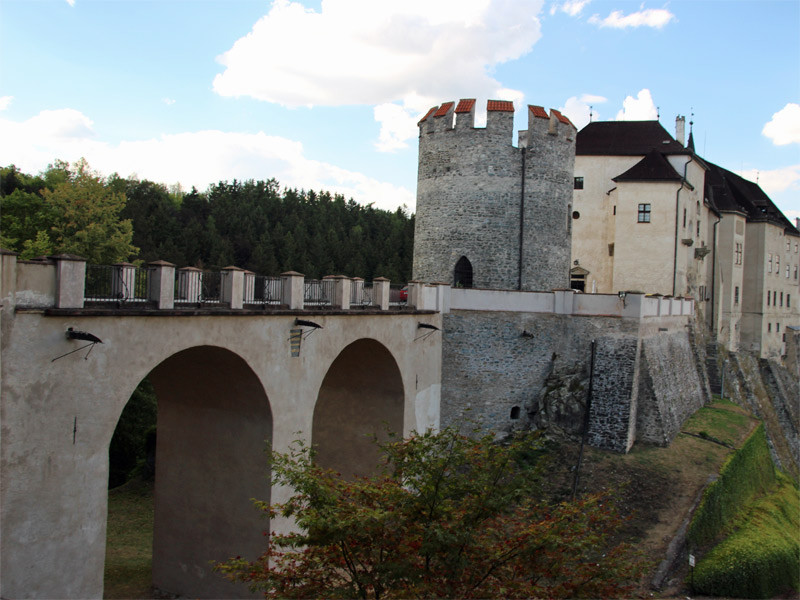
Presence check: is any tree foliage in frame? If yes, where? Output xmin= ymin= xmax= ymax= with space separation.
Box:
xmin=215 ymin=429 xmax=646 ymax=599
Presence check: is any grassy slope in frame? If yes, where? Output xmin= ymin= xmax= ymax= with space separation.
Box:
xmin=104 ymin=477 xmax=154 ymax=599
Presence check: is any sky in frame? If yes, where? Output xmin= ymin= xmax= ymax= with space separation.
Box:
xmin=1 ymin=0 xmax=798 ymax=222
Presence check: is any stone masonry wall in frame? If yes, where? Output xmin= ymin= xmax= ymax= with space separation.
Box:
xmin=441 ymin=310 xmax=707 ymax=453
xmin=413 ymin=101 xmax=575 ymax=292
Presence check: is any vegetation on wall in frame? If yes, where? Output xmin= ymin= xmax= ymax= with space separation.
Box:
xmin=1 ymin=161 xmax=415 ymax=282
xmin=214 ymin=428 xmax=646 ymax=599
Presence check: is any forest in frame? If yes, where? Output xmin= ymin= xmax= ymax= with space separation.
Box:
xmin=0 ymin=159 xmax=415 ymax=283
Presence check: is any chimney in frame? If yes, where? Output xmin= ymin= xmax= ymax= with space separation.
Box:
xmin=675 ymin=115 xmax=685 ymax=146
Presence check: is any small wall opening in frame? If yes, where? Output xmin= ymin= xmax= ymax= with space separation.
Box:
xmin=454 ymin=256 xmax=474 ymax=288
xmin=510 ymin=406 xmax=521 ymax=420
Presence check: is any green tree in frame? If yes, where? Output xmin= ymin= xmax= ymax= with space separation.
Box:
xmin=40 ymin=159 xmax=138 ymax=263
xmin=216 ymin=429 xmax=645 ymax=599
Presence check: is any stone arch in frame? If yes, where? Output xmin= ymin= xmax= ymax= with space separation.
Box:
xmin=312 ymin=339 xmax=404 ymax=478
xmin=454 ymin=256 xmax=474 ymax=288
xmin=111 ymin=345 xmax=272 ymax=599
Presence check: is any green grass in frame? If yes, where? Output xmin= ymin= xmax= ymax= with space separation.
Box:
xmin=682 ymin=397 xmax=752 ymax=447
xmin=692 ymin=472 xmax=799 ymax=598
xmin=104 ymin=477 xmax=154 ymax=599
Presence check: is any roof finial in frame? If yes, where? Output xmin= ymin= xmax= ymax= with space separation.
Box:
xmin=589 ymin=105 xmax=593 ymax=123
xmin=690 ymin=107 xmax=694 ymax=132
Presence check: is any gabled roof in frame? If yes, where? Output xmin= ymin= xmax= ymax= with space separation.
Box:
xmin=704 ymin=161 xmax=800 ymax=236
xmin=577 ymin=121 xmax=689 ymax=156
xmin=613 ymin=149 xmax=683 ymax=183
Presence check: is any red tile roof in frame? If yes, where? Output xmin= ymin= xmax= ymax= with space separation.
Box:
xmin=418 ymin=106 xmax=437 ymax=125
xmin=529 ymin=105 xmax=548 ymax=119
xmin=455 ymin=99 xmax=476 ymax=113
xmin=551 ymin=109 xmax=572 ymax=126
xmin=434 ymin=101 xmax=455 ymax=117
xmin=487 ymin=100 xmax=514 ymax=112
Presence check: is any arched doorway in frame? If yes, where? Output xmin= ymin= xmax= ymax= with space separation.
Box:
xmin=312 ymin=339 xmax=404 ymax=479
xmin=454 ymin=256 xmax=473 ymax=288
xmin=105 ymin=346 xmax=272 ymax=599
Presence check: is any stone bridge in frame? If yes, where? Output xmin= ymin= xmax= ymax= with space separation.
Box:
xmin=0 ymin=253 xmax=443 ymax=599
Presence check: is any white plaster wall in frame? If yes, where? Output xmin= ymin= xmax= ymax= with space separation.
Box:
xmin=0 ymin=309 xmax=442 ymax=599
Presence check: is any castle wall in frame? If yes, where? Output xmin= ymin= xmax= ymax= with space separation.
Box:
xmin=413 ymin=100 xmax=574 ymax=292
xmin=440 ymin=302 xmax=706 ymax=453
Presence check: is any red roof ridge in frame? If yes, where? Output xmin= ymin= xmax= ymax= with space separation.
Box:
xmin=434 ymin=101 xmax=455 ymax=117
xmin=550 ymin=108 xmax=573 ymax=126
xmin=455 ymin=99 xmax=476 ymax=113
xmin=418 ymin=106 xmax=437 ymax=125
xmin=487 ymin=100 xmax=514 ymax=112
xmin=529 ymin=105 xmax=548 ymax=119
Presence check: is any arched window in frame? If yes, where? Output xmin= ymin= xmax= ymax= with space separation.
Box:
xmin=454 ymin=256 xmax=473 ymax=288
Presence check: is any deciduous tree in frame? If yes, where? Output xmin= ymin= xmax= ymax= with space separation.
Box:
xmin=215 ymin=429 xmax=646 ymax=599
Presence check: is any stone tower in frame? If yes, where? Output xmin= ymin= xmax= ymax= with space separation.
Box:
xmin=413 ymin=99 xmax=576 ymax=291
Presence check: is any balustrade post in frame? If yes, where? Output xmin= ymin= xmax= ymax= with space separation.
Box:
xmin=52 ymin=254 xmax=86 ymax=309
xmin=326 ymin=275 xmax=351 ymax=310
xmin=176 ymin=267 xmax=202 ymax=303
xmin=281 ymin=271 xmax=304 ymax=310
xmin=408 ymin=280 xmax=424 ymax=310
xmin=373 ymin=277 xmax=390 ymax=310
xmin=243 ymin=271 xmax=256 ymax=304
xmin=112 ymin=262 xmax=137 ymax=301
xmin=148 ymin=261 xmax=175 ymax=309
xmin=221 ymin=266 xmax=245 ymax=309
xmin=351 ymin=277 xmax=364 ymax=307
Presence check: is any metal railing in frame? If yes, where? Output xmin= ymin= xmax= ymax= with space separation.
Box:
xmin=304 ymin=279 xmax=334 ymax=307
xmin=389 ymin=284 xmax=408 ymax=307
xmin=249 ymin=275 xmax=283 ymax=306
xmin=175 ymin=269 xmax=222 ymax=304
xmin=351 ymin=283 xmax=374 ymax=307
xmin=84 ymin=264 xmax=150 ymax=304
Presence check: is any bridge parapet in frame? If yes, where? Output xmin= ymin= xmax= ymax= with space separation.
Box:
xmin=0 ymin=251 xmax=446 ymax=313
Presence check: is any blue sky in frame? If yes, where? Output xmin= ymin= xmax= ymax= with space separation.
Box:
xmin=1 ymin=0 xmax=798 ymax=221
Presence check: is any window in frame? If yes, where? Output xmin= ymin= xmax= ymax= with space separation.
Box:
xmin=454 ymin=256 xmax=473 ymax=288
xmin=768 ymin=254 xmax=772 ymax=273
xmin=735 ymin=242 xmax=743 ymax=265
xmin=774 ymin=291 xmax=778 ymax=306
xmin=787 ymin=265 xmax=791 ymax=278
xmin=776 ymin=255 xmax=780 ymax=275
xmin=787 ymin=240 xmax=791 ymax=252
xmin=795 ymin=265 xmax=798 ymax=280
xmin=795 ymin=243 xmax=798 ymax=253
xmin=572 ymin=211 xmax=581 ymax=219
xmin=638 ymin=204 xmax=651 ymax=223
xmin=780 ymin=292 xmax=783 ymax=307
xmin=768 ymin=323 xmax=772 ymax=332
xmin=696 ymin=220 xmax=700 ymax=237
xmin=734 ymin=286 xmax=739 ymax=304
xmin=788 ymin=294 xmax=792 ymax=308
xmin=683 ymin=208 xmax=687 ymax=227
xmin=777 ymin=323 xmax=780 ymax=333
xmin=767 ymin=290 xmax=771 ymax=306
xmin=573 ymin=177 xmax=584 ymax=190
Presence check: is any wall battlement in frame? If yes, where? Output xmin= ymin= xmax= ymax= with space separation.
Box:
xmin=413 ymin=98 xmax=577 ymax=292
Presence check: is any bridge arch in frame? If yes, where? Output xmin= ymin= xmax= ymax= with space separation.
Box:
xmin=110 ymin=345 xmax=272 ymax=599
xmin=312 ymin=338 xmax=404 ymax=478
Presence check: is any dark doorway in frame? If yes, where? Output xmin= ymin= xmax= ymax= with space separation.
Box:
xmin=454 ymin=256 xmax=473 ymax=288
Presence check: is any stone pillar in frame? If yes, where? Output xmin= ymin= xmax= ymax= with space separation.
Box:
xmin=373 ymin=277 xmax=390 ymax=310
xmin=112 ymin=262 xmax=136 ymax=301
xmin=351 ymin=277 xmax=365 ymax=307
xmin=148 ymin=261 xmax=175 ymax=309
xmin=52 ymin=254 xmax=86 ymax=309
xmin=176 ymin=267 xmax=202 ymax=303
xmin=408 ymin=281 xmax=424 ymax=310
xmin=221 ymin=266 xmax=245 ymax=309
xmin=326 ymin=275 xmax=351 ymax=310
xmin=432 ymin=282 xmax=451 ymax=314
xmin=553 ymin=289 xmax=575 ymax=315
xmin=1 ymin=249 xmax=18 ymax=310
xmin=281 ymin=271 xmax=304 ymax=310
xmin=243 ymin=271 xmax=256 ymax=305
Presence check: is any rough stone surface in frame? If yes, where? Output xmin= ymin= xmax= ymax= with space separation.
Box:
xmin=413 ymin=102 xmax=575 ymax=292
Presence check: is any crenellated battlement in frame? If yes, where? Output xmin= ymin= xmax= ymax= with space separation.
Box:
xmin=418 ymin=98 xmax=575 ymax=144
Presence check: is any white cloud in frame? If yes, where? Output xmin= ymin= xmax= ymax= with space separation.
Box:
xmin=0 ymin=96 xmax=12 ymax=110
xmin=762 ymin=103 xmax=800 ymax=146
xmin=163 ymin=98 xmax=176 ymax=106
xmin=0 ymin=108 xmax=414 ymax=212
xmin=65 ymin=0 xmax=75 ymax=5
xmin=561 ymin=93 xmax=607 ymax=129
xmin=213 ymin=0 xmax=544 ymax=148
xmin=550 ymin=0 xmax=591 ymax=17
xmin=737 ymin=165 xmax=800 ymax=196
xmin=616 ymin=89 xmax=658 ymax=121
xmin=589 ymin=8 xmax=675 ymax=29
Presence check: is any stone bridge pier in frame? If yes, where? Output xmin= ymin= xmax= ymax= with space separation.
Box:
xmin=0 ymin=253 xmax=443 ymax=599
